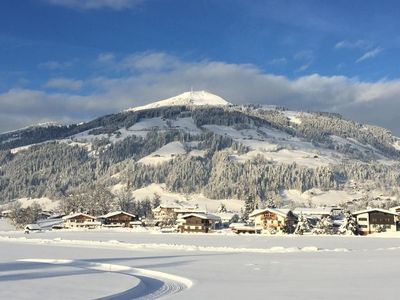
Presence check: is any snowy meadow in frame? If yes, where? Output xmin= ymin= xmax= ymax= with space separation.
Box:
xmin=1 ymin=227 xmax=400 ymax=299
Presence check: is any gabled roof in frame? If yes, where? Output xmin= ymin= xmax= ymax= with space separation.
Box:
xmin=99 ymin=211 xmax=136 ymax=218
xmin=352 ymin=208 xmax=399 ymax=216
xmin=25 ymin=224 xmax=41 ymax=230
xmin=249 ymin=207 xmax=289 ymax=218
xmin=180 ymin=213 xmax=221 ymax=221
xmin=62 ymin=213 xmax=96 ymax=220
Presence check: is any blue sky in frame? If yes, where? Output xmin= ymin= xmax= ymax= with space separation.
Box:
xmin=1 ymin=0 xmax=400 ymax=133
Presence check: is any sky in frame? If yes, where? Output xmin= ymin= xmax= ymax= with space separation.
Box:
xmin=1 ymin=0 xmax=400 ymax=134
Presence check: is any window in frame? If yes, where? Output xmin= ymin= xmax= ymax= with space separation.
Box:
xmin=358 ymin=218 xmax=367 ymax=221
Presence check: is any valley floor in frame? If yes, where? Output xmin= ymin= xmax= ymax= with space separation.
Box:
xmin=1 ymin=229 xmax=400 ymax=299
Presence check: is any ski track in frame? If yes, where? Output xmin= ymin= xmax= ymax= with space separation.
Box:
xmin=18 ymin=259 xmax=192 ymax=300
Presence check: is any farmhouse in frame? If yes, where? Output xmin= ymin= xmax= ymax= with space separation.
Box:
xmin=250 ymin=208 xmax=297 ymax=233
xmin=62 ymin=213 xmax=100 ymax=229
xmin=98 ymin=211 xmax=136 ymax=228
xmin=152 ymin=204 xmax=182 ymax=224
xmin=178 ymin=213 xmax=221 ymax=233
xmin=353 ymin=208 xmax=399 ymax=235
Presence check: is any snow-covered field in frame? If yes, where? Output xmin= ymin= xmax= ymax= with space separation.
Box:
xmin=1 ymin=227 xmax=400 ymax=299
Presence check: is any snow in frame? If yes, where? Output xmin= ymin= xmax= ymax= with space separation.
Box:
xmin=0 ymin=218 xmax=15 ymax=232
xmin=0 ymin=197 xmax=60 ymax=211
xmin=126 ymin=90 xmax=230 ymax=112
xmin=127 ymin=116 xmax=202 ymax=137
xmin=2 ymin=231 xmax=400 ymax=299
xmin=203 ymin=124 xmax=341 ymax=167
xmin=281 ymin=189 xmax=363 ymax=206
xmin=129 ymin=183 xmax=244 ymax=212
xmin=138 ymin=141 xmax=186 ymax=165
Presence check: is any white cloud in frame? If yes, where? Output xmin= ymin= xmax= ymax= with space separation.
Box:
xmin=44 ymin=78 xmax=83 ymax=91
xmin=2 ymin=52 xmax=400 ymax=134
xmin=356 ymin=47 xmax=383 ymax=63
xmin=335 ymin=40 xmax=372 ymax=50
xmin=45 ymin=0 xmax=143 ymax=10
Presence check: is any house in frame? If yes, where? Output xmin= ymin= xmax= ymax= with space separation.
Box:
xmin=98 ymin=211 xmax=136 ymax=228
xmin=24 ymin=224 xmax=41 ymax=233
xmin=249 ymin=208 xmax=297 ymax=233
xmin=62 ymin=213 xmax=100 ymax=229
xmin=389 ymin=206 xmax=400 ymax=216
xmin=152 ymin=204 xmax=182 ymax=225
xmin=178 ymin=213 xmax=221 ymax=233
xmin=352 ymin=208 xmax=399 ymax=235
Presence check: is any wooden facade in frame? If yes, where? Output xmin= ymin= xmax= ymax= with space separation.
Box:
xmin=178 ymin=214 xmax=220 ymax=233
xmin=353 ymin=209 xmax=398 ymax=235
xmin=250 ymin=208 xmax=297 ymax=233
xmin=100 ymin=211 xmax=136 ymax=228
xmin=63 ymin=213 xmax=98 ymax=229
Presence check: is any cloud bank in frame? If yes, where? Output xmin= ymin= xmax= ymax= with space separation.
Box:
xmin=1 ymin=52 xmax=400 ymax=134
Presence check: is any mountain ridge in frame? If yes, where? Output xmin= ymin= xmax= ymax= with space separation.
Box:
xmin=0 ymin=91 xmax=400 ymax=211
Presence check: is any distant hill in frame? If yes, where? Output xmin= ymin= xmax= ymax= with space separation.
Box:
xmin=1 ymin=91 xmax=400 ymax=211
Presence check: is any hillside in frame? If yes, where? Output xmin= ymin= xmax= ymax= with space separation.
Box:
xmin=1 ymin=91 xmax=400 ymax=212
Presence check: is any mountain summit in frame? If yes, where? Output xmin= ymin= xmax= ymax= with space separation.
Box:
xmin=126 ymin=90 xmax=231 ymax=112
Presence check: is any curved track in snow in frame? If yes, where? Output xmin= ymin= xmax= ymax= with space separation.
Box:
xmin=18 ymin=259 xmax=192 ymax=299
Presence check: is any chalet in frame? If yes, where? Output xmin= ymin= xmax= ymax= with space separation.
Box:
xmin=62 ymin=213 xmax=100 ymax=229
xmin=178 ymin=213 xmax=221 ymax=233
xmin=24 ymin=224 xmax=41 ymax=233
xmin=152 ymin=204 xmax=182 ymax=225
xmin=98 ymin=211 xmax=136 ymax=228
xmin=249 ymin=208 xmax=297 ymax=233
xmin=389 ymin=206 xmax=400 ymax=216
xmin=352 ymin=208 xmax=399 ymax=235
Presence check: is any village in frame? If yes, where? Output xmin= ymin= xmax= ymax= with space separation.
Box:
xmin=2 ymin=202 xmax=400 ymax=237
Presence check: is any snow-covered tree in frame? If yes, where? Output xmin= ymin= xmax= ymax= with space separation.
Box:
xmin=312 ymin=215 xmax=333 ymax=235
xmin=294 ymin=213 xmax=311 ymax=235
xmin=339 ymin=211 xmax=359 ymax=235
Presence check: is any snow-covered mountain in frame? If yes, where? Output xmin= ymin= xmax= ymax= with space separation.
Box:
xmin=1 ymin=91 xmax=400 ymax=211
xmin=126 ymin=90 xmax=230 ymax=112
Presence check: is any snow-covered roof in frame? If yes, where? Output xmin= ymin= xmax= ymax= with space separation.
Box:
xmin=153 ymin=204 xmax=183 ymax=211
xmin=125 ymin=91 xmax=230 ymax=112
xmin=389 ymin=206 xmax=400 ymax=211
xmin=180 ymin=213 xmax=221 ymax=221
xmin=249 ymin=208 xmax=289 ymax=218
xmin=352 ymin=208 xmax=399 ymax=216
xmin=175 ymin=208 xmax=205 ymax=214
xmin=98 ymin=211 xmax=136 ymax=218
xmin=25 ymin=224 xmax=41 ymax=230
xmin=62 ymin=213 xmax=96 ymax=220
